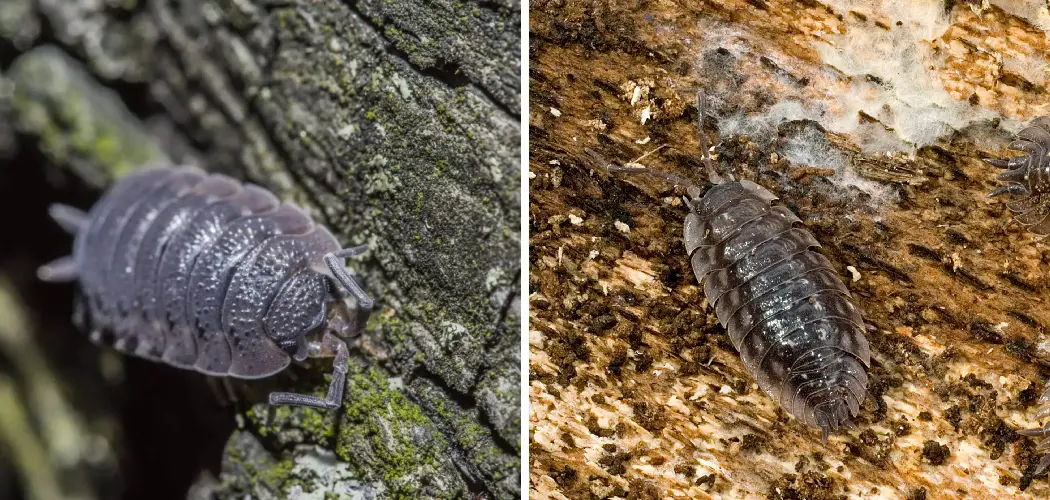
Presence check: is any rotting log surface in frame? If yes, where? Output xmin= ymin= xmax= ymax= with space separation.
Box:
xmin=0 ymin=0 xmax=520 ymax=498
xmin=530 ymin=2 xmax=1050 ymax=499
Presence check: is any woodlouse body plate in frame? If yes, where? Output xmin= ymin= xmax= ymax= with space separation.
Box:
xmin=62 ymin=167 xmax=342 ymax=379
xmin=685 ymin=180 xmax=870 ymax=435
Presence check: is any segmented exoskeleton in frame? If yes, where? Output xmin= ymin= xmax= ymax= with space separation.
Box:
xmin=590 ymin=94 xmax=871 ymax=439
xmin=987 ymin=116 xmax=1050 ymax=234
xmin=986 ymin=116 xmax=1050 ymax=471
xmin=1019 ymin=388 xmax=1050 ymax=473
xmin=38 ymin=165 xmax=374 ymax=409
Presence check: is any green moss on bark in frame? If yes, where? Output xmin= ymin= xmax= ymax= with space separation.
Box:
xmin=5 ymin=47 xmax=166 ymax=186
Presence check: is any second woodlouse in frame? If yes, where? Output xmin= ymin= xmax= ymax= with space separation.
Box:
xmin=589 ymin=94 xmax=871 ymax=439
xmin=987 ymin=116 xmax=1050 ymax=234
xmin=986 ymin=117 xmax=1050 ymax=473
xmin=38 ymin=165 xmax=374 ymax=409
xmin=1019 ymin=389 xmax=1050 ymax=474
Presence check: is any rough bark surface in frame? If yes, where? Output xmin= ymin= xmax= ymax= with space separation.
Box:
xmin=530 ymin=1 xmax=1050 ymax=499
xmin=0 ymin=0 xmax=520 ymax=498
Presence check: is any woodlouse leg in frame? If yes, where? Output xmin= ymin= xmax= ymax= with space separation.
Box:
xmin=324 ymin=245 xmax=375 ymax=334
xmin=205 ymin=376 xmax=238 ymax=407
xmin=267 ymin=331 xmax=348 ymax=409
xmin=987 ymin=183 xmax=1028 ymax=198
xmin=984 ymin=157 xmax=1011 ymax=169
xmin=984 ymin=156 xmax=1029 ymax=170
xmin=996 ymin=167 xmax=1028 ymax=184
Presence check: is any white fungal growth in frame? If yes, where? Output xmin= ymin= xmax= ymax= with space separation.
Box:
xmin=698 ymin=0 xmax=1038 ymax=158
xmin=1002 ymin=52 xmax=1050 ymax=89
xmin=811 ymin=2 xmax=999 ymax=147
xmin=622 ymin=80 xmax=658 ymax=126
xmin=684 ymin=0 xmax=1050 ymax=207
xmin=990 ymin=1 xmax=1050 ymax=30
xmin=846 ymin=265 xmax=861 ymax=282
xmin=779 ymin=122 xmax=896 ymax=203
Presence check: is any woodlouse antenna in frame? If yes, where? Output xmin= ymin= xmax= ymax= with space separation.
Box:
xmin=323 ymin=245 xmax=375 ymax=337
xmin=585 ymin=148 xmax=703 ymax=198
xmin=695 ymin=91 xmax=731 ymax=184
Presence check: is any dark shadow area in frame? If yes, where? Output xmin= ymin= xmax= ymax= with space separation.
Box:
xmin=0 ymin=133 xmax=235 ymax=500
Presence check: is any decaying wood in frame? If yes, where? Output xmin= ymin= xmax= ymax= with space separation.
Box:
xmin=530 ymin=1 xmax=1050 ymax=499
xmin=0 ymin=0 xmax=520 ymax=498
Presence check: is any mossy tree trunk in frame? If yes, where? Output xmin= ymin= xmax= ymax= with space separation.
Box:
xmin=0 ymin=0 xmax=520 ymax=498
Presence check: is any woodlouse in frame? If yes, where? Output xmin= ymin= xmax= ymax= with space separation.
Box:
xmin=590 ymin=94 xmax=871 ymax=439
xmin=1020 ymin=390 xmax=1050 ymax=474
xmin=987 ymin=116 xmax=1050 ymax=234
xmin=38 ymin=165 xmax=374 ymax=409
xmin=987 ymin=116 xmax=1050 ymax=472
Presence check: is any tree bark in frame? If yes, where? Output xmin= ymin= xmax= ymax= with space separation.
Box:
xmin=0 ymin=0 xmax=520 ymax=498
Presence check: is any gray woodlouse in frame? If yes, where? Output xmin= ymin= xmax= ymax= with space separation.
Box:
xmin=986 ymin=116 xmax=1050 ymax=234
xmin=589 ymin=94 xmax=871 ymax=440
xmin=1019 ymin=389 xmax=1050 ymax=474
xmin=987 ymin=116 xmax=1050 ymax=472
xmin=37 ymin=165 xmax=374 ymax=409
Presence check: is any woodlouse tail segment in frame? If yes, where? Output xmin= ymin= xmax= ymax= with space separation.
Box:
xmin=816 ymin=410 xmax=831 ymax=443
xmin=984 ymin=157 xmax=1011 ymax=169
xmin=268 ymin=331 xmax=349 ymax=410
xmin=781 ymin=348 xmax=867 ymax=441
xmin=813 ymin=397 xmax=856 ymax=444
xmin=48 ymin=203 xmax=88 ymax=234
xmin=37 ymin=256 xmax=79 ymax=282
xmin=584 ymin=148 xmax=703 ymax=199
xmin=38 ymin=204 xmax=88 ymax=282
xmin=984 ymin=145 xmax=1033 ymax=198
xmin=324 ymin=245 xmax=374 ymax=338
xmin=1038 ymin=384 xmax=1050 ymax=412
xmin=1038 ymin=454 xmax=1050 ymax=476
xmin=1018 ymin=423 xmax=1050 ymax=474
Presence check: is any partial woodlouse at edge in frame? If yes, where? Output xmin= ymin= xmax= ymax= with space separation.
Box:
xmin=588 ymin=93 xmax=871 ymax=440
xmin=986 ymin=116 xmax=1050 ymax=472
xmin=987 ymin=116 xmax=1050 ymax=234
xmin=38 ymin=165 xmax=374 ymax=409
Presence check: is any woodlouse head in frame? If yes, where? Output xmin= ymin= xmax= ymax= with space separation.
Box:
xmin=264 ymin=270 xmax=330 ymax=361
xmin=262 ymin=265 xmax=371 ymax=363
